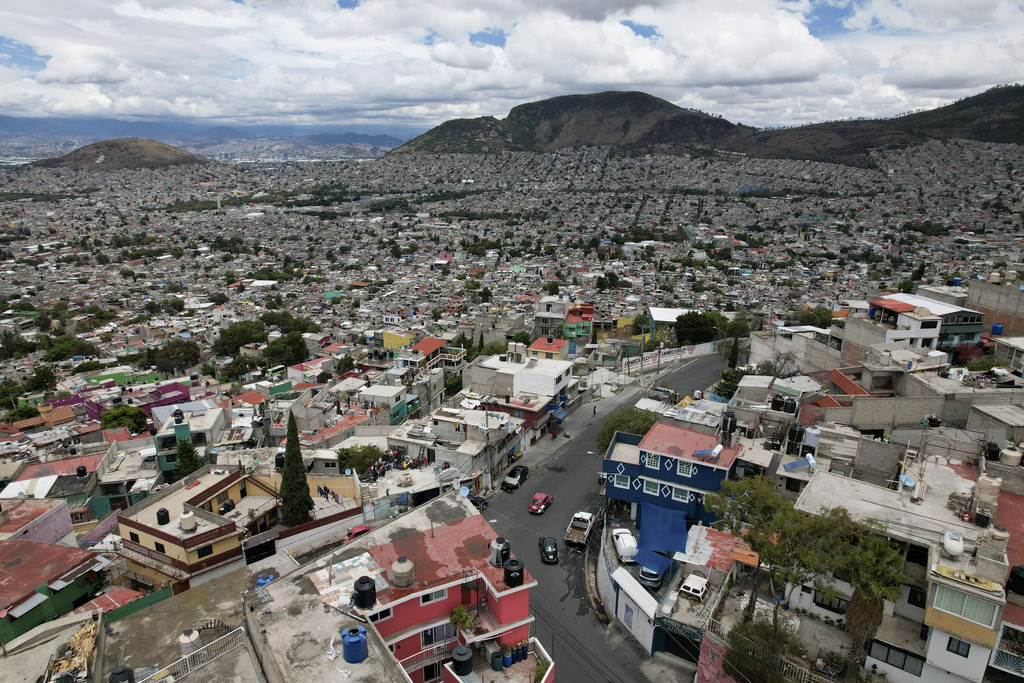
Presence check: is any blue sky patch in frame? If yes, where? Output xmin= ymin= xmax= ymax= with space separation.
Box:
xmin=807 ymin=3 xmax=854 ymax=38
xmin=469 ymin=27 xmax=507 ymax=48
xmin=422 ymin=30 xmax=442 ymax=46
xmin=620 ymin=20 xmax=660 ymax=39
xmin=335 ymin=0 xmax=359 ymax=8
xmin=0 ymin=37 xmax=49 ymax=72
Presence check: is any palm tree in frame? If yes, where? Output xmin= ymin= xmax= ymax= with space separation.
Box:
xmin=844 ymin=536 xmax=908 ymax=664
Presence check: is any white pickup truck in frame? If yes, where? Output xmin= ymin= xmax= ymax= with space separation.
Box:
xmin=564 ymin=511 xmax=595 ymax=546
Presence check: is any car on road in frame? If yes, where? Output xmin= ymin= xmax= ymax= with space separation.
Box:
xmin=638 ymin=564 xmax=665 ymax=590
xmin=345 ymin=525 xmax=374 ymax=543
xmin=468 ymin=496 xmax=488 ymax=510
xmin=529 ymin=493 xmax=553 ymax=514
xmin=501 ymin=465 xmax=529 ymax=492
xmin=612 ymin=528 xmax=637 ymax=563
xmin=538 ymin=537 xmax=559 ymax=564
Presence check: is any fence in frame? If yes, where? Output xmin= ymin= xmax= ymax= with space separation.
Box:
xmin=107 ymin=585 xmax=172 ymax=623
xmin=137 ymin=626 xmax=247 ymax=683
xmin=704 ymin=618 xmax=838 ymax=683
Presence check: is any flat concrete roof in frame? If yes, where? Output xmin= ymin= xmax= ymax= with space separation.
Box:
xmin=125 ymin=470 xmax=234 ymax=539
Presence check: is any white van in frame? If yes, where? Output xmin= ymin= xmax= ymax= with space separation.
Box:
xmin=679 ymin=574 xmax=709 ymax=602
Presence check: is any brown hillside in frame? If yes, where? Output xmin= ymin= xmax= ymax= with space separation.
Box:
xmin=34 ymin=137 xmax=209 ymax=171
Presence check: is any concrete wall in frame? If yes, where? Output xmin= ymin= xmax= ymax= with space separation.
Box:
xmin=967 ymin=280 xmax=1024 ymax=336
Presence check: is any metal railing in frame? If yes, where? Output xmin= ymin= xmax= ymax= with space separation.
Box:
xmin=704 ymin=618 xmax=837 ymax=683
xmin=137 ymin=626 xmax=247 ymax=682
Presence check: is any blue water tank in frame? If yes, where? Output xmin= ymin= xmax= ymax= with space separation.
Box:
xmin=868 ymin=309 xmax=876 ymax=319
xmin=342 ymin=626 xmax=368 ymax=663
xmin=953 ymin=277 xmax=963 ymax=287
xmin=993 ymin=324 xmax=1004 ymax=336
xmin=256 ymin=574 xmax=275 ymax=587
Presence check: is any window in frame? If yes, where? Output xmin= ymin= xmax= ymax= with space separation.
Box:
xmin=324 ymin=461 xmax=337 ymax=469
xmin=421 ymin=622 xmax=456 ymax=647
xmin=129 ymin=532 xmax=140 ymax=543
xmin=946 ymin=637 xmax=970 ymax=658
xmin=907 ymin=586 xmax=926 ymax=609
xmin=369 ymin=607 xmax=392 ymax=623
xmin=165 ymin=452 xmax=176 ymax=463
xmin=677 ymin=460 xmax=692 ymax=477
xmin=421 ymin=588 xmax=447 ymax=605
xmin=933 ymin=585 xmax=997 ymax=627
xmin=921 ymin=321 xmax=938 ymax=329
xmin=154 ymin=542 xmax=165 ymax=554
xmin=869 ymin=641 xmax=924 ymax=676
xmin=545 ymin=352 xmax=552 ymax=359
xmin=197 ymin=544 xmax=213 ymax=559
xmin=613 ymin=475 xmax=630 ymax=489
xmin=813 ymin=590 xmax=849 ymax=614
xmin=672 ymin=487 xmax=690 ymax=503
xmin=643 ymin=479 xmax=660 ymax=496
xmin=645 ymin=453 xmax=661 ymax=471
xmin=217 ymin=491 xmax=229 ymax=505
xmin=785 ymin=477 xmax=802 ymax=493
xmin=423 ymin=662 xmax=442 ymax=682
xmin=905 ymin=543 xmax=928 ymax=566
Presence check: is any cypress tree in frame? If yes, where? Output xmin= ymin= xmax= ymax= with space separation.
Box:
xmin=280 ymin=412 xmax=314 ymax=526
xmin=175 ymin=438 xmax=205 ymax=479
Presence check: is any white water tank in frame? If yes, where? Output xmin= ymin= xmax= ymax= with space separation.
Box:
xmin=179 ymin=629 xmax=201 ymax=657
xmin=179 ymin=510 xmax=197 ymax=532
xmin=392 ymin=557 xmax=414 ymax=588
xmin=985 ymin=526 xmax=1010 ymax=552
xmin=803 ymin=426 xmax=821 ymax=449
xmin=991 ymin=272 xmax=1003 ymax=284
xmin=1000 ymin=448 xmax=1023 ymax=468
xmin=942 ymin=531 xmax=965 ymax=559
xmin=977 ymin=473 xmax=1003 ymax=505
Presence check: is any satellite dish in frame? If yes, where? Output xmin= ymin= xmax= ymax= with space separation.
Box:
xmin=1019 ymin=284 xmax=1024 ymax=291
xmin=345 ymin=468 xmax=352 ymax=475
xmin=459 ymin=486 xmax=470 ymax=497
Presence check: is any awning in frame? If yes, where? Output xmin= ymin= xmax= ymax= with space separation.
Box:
xmin=639 ymin=502 xmax=690 ymax=554
xmin=631 ymin=548 xmax=674 ymax=574
xmin=611 ymin=567 xmax=659 ymax=619
xmin=552 ymin=407 xmax=567 ymax=420
xmin=8 ymin=592 xmax=47 ymax=618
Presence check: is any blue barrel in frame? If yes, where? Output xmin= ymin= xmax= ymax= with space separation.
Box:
xmin=953 ymin=277 xmax=962 ymax=287
xmin=993 ymin=324 xmax=1004 ymax=336
xmin=342 ymin=626 xmax=368 ymax=663
xmin=256 ymin=574 xmax=275 ymax=587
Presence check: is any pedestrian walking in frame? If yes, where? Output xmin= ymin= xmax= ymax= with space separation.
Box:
xmin=593 ymin=405 xmax=597 ymax=416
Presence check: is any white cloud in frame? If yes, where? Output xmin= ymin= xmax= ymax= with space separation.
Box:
xmin=0 ymin=0 xmax=1021 ymax=129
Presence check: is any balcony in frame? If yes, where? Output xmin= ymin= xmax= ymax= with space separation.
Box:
xmin=992 ymin=624 xmax=1024 ymax=676
xmin=445 ymin=638 xmax=553 ymax=683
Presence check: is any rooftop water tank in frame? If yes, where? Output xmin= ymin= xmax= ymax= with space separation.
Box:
xmin=1000 ymin=447 xmax=1023 ymax=468
xmin=986 ymin=442 xmax=1001 ymax=461
xmin=504 ymin=558 xmax=524 ymax=587
xmin=783 ymin=397 xmax=798 ymax=414
xmin=156 ymin=508 xmax=170 ymax=525
xmin=173 ymin=408 xmax=184 ymax=424
xmin=179 ymin=511 xmax=197 ymax=532
xmin=342 ymin=625 xmax=368 ymax=664
xmin=179 ymin=629 xmax=201 ymax=657
xmin=76 ymin=465 xmax=87 ymax=478
xmin=721 ymin=411 xmax=737 ymax=434
xmin=1008 ymin=566 xmax=1024 ymax=595
xmin=953 ymin=277 xmax=963 ymax=287
xmin=108 ymin=666 xmax=136 ymax=683
xmin=392 ymin=557 xmax=414 ymax=588
xmin=491 ymin=537 xmax=511 ymax=567
xmin=993 ymin=323 xmax=1004 ymax=336
xmin=770 ymin=395 xmax=785 ymax=412
xmin=942 ymin=531 xmax=964 ymax=558
xmin=977 ymin=473 xmax=1003 ymax=504
xmin=452 ymin=644 xmax=474 ymax=675
xmin=986 ymin=526 xmax=1010 ymax=553
xmin=803 ymin=426 xmax=821 ymax=449
xmin=275 ymin=452 xmax=285 ymax=469
xmin=353 ymin=576 xmax=376 ymax=609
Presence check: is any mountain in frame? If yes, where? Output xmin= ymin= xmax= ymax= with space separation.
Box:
xmin=33 ymin=138 xmax=210 ymax=170
xmin=301 ymin=132 xmax=403 ymax=147
xmin=391 ymin=86 xmax=1024 ymax=166
xmin=193 ymin=126 xmax=246 ymax=141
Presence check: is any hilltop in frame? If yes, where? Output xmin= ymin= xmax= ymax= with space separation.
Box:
xmin=391 ymin=86 xmax=1024 ymax=166
xmin=33 ymin=137 xmax=210 ymax=170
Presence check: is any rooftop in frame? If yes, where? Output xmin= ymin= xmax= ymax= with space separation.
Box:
xmin=638 ymin=421 xmax=742 ymax=469
xmin=0 ymin=540 xmax=99 ymax=611
xmin=0 ymin=498 xmax=67 ymax=539
xmin=123 ymin=469 xmax=239 ymax=540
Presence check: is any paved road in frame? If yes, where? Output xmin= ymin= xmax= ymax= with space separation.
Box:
xmin=483 ymin=354 xmax=723 ymax=683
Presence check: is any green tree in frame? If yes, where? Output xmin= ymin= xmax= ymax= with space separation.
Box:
xmin=0 ymin=380 xmax=22 ymax=409
xmin=213 ymin=320 xmax=267 ymax=356
xmin=543 ymin=280 xmax=560 ymax=296
xmin=281 ymin=413 xmax=314 ymax=526
xmin=674 ymin=311 xmax=722 ymax=345
xmin=844 ymin=537 xmax=908 ymax=664
xmin=7 ymin=404 xmax=40 ymax=423
xmin=25 ymin=366 xmax=57 ymax=392
xmin=897 ymin=279 xmax=915 ymax=293
xmin=163 ymin=338 xmax=202 ymax=373
xmin=593 ymin=406 xmax=658 ymax=455
xmin=263 ymin=331 xmax=309 ymax=367
xmin=175 ymin=437 xmax=205 ymax=478
xmin=511 ymin=331 xmax=531 ymax=345
xmin=100 ymin=404 xmax=149 ymax=433
xmin=337 ymin=355 xmax=356 ymax=374
xmin=336 ymin=444 xmax=383 ymax=475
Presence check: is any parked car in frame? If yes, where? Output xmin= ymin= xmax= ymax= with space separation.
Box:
xmin=345 ymin=525 xmax=374 ymax=542
xmin=529 ymin=493 xmax=553 ymax=514
xmin=468 ymin=496 xmax=488 ymax=510
xmin=638 ymin=564 xmax=665 ymax=590
xmin=501 ymin=465 xmax=529 ymax=492
xmin=538 ymin=537 xmax=559 ymax=564
xmin=612 ymin=529 xmax=638 ymax=563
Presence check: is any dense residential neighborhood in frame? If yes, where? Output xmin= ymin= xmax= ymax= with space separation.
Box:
xmin=1 ymin=132 xmax=1024 ymax=683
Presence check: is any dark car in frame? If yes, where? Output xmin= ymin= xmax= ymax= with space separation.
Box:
xmin=468 ymin=496 xmax=488 ymax=510
xmin=638 ymin=564 xmax=665 ymax=590
xmin=538 ymin=537 xmax=559 ymax=564
xmin=501 ymin=465 xmax=529 ymax=492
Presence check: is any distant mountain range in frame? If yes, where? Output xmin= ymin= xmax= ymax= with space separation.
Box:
xmin=391 ymin=86 xmax=1024 ymax=167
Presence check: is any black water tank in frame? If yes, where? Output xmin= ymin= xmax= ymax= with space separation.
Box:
xmin=76 ymin=465 xmax=87 ymax=478
xmin=1007 ymin=566 xmax=1024 ymax=595
xmin=353 ymin=575 xmax=376 ymax=609
xmin=770 ymin=395 xmax=785 ymax=411
xmin=173 ymin=408 xmax=184 ymax=424
xmin=504 ymin=558 xmax=523 ymax=587
xmin=976 ymin=512 xmax=991 ymax=529
xmin=496 ymin=537 xmax=511 ymax=566
xmin=452 ymin=644 xmax=473 ymax=675
xmin=927 ymin=415 xmax=941 ymax=427
xmin=722 ymin=411 xmax=737 ymax=434
xmin=275 ymin=452 xmax=285 ymax=469
xmin=987 ymin=442 xmax=1002 ymax=461
xmin=787 ymin=424 xmax=805 ymax=455
xmin=783 ymin=397 xmax=798 ymax=414
xmin=109 ymin=665 xmax=136 ymax=683
xmin=156 ymin=508 xmax=170 ymax=525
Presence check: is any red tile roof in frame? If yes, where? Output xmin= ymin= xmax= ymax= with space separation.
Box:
xmin=71 ymin=586 xmax=145 ymax=615
xmin=639 ymin=422 xmax=742 ymax=469
xmin=233 ymin=391 xmax=268 ymax=407
xmin=870 ymin=298 xmax=916 ymax=312
xmin=529 ymin=338 xmax=567 ymax=352
xmin=411 ymin=337 xmax=447 ymax=355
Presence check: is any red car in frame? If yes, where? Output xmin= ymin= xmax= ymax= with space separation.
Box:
xmin=345 ymin=525 xmax=374 ymax=542
xmin=529 ymin=493 xmax=553 ymax=514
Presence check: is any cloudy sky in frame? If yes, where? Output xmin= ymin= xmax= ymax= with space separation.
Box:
xmin=1 ymin=0 xmax=1022 ymax=133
